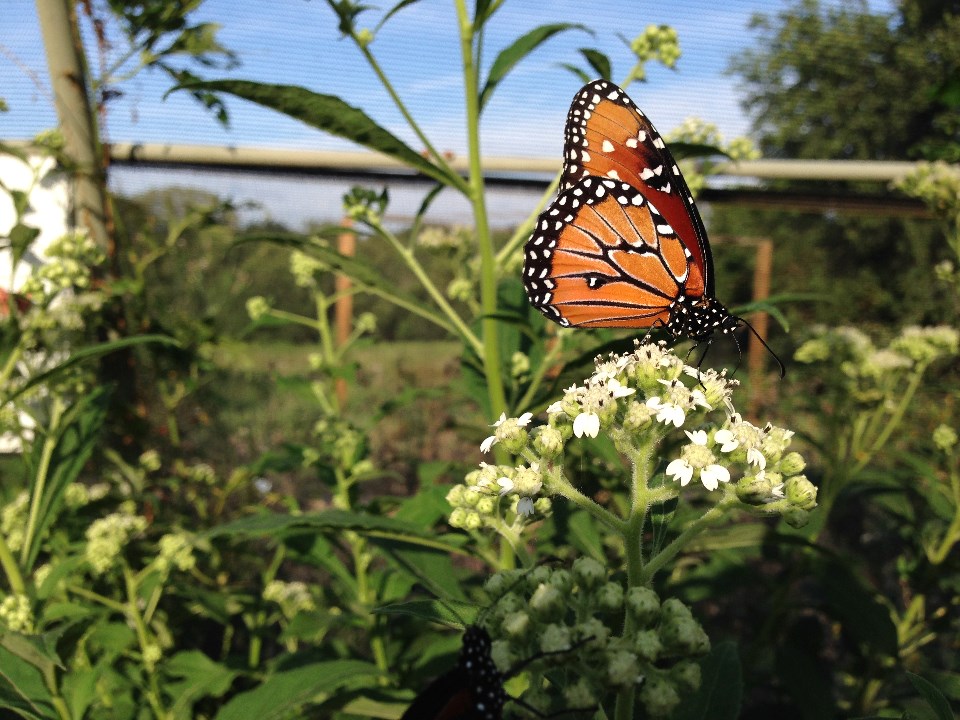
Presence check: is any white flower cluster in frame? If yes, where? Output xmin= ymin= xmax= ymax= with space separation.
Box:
xmin=84 ymin=512 xmax=148 ymax=576
xmin=263 ymin=580 xmax=317 ymax=618
xmin=447 ymin=341 xmax=814 ymax=534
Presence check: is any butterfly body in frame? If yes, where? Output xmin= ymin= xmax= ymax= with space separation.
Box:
xmin=401 ymin=626 xmax=506 ymax=720
xmin=523 ymin=79 xmax=739 ymax=345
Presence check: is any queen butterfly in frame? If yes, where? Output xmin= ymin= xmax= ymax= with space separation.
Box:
xmin=400 ymin=625 xmax=506 ymax=720
xmin=523 ymin=80 xmax=781 ymax=371
xmin=401 ymin=624 xmax=594 ymax=720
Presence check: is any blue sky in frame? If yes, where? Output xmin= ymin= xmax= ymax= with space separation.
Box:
xmin=3 ymin=1 xmax=896 ymax=157
xmin=3 ymin=1 xmax=896 ymax=229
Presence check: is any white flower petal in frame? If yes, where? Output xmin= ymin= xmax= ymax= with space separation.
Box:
xmin=701 ymin=465 xmax=730 ymax=490
xmin=517 ymin=412 xmax=533 ymax=427
xmin=573 ymin=412 xmax=600 ymax=438
xmin=480 ymin=435 xmax=497 ymax=453
xmin=517 ymin=497 xmax=535 ymax=516
xmin=685 ymin=429 xmax=708 ymax=445
xmin=497 ymin=477 xmax=514 ymax=495
xmin=747 ymin=448 xmax=767 ymax=469
xmin=607 ymin=379 xmax=636 ymax=398
xmin=714 ymin=429 xmax=738 ymax=453
xmin=666 ymin=458 xmax=694 ymax=486
xmin=491 ymin=412 xmax=507 ymax=428
xmin=546 ymin=401 xmax=564 ymax=414
xmin=657 ymin=404 xmax=685 ymax=428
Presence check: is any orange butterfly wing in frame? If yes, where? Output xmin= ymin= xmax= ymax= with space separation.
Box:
xmin=524 ymin=176 xmax=704 ymax=329
xmin=558 ymin=79 xmax=713 ymax=300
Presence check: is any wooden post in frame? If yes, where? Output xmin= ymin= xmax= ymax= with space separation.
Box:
xmin=335 ymin=218 xmax=355 ymax=407
xmin=747 ymin=239 xmax=773 ymax=414
xmin=35 ymin=0 xmax=111 ymax=252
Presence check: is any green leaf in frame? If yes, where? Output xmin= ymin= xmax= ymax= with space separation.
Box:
xmin=375 ymin=0 xmax=423 ymax=32
xmin=60 ymin=667 xmax=99 ymax=720
xmin=165 ymin=651 xmax=239 ymax=716
xmin=480 ymin=24 xmax=590 ymax=110
xmin=374 ymin=599 xmax=478 ymax=629
xmin=237 ymin=232 xmax=458 ymax=338
xmin=23 ymin=387 xmax=112 ymax=569
xmin=674 ymin=641 xmax=742 ymax=720
xmin=0 ymin=642 xmax=57 ymax=720
xmin=6 ymin=334 xmax=180 ymax=404
xmin=578 ymin=48 xmax=611 ymax=80
xmin=906 ymin=673 xmax=954 ymax=720
xmin=213 ymin=660 xmax=380 ymax=720
xmin=557 ymin=62 xmax=592 ymax=85
xmin=204 ymin=507 xmax=430 ymax=539
xmin=815 ymin=558 xmax=898 ymax=657
xmin=8 ymin=224 xmax=40 ymax=264
xmin=374 ymin=541 xmax=468 ymax=601
xmin=173 ymin=80 xmax=460 ymax=188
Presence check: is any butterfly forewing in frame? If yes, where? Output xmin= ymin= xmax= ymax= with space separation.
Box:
xmin=560 ymin=79 xmax=714 ymax=297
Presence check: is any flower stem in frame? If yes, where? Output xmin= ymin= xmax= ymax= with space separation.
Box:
xmin=640 ymin=499 xmax=735 ymax=584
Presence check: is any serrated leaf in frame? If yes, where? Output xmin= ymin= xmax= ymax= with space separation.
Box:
xmin=165 ymin=651 xmax=239 ymax=715
xmin=173 ymin=80 xmax=461 ymax=189
xmin=213 ymin=660 xmax=380 ymax=720
xmin=674 ymin=641 xmax=742 ymax=720
xmin=480 ymin=24 xmax=590 ymax=110
xmin=906 ymin=673 xmax=954 ymax=720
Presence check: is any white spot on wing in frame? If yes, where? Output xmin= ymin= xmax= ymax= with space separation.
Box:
xmin=602 ymin=140 xmax=614 ymax=153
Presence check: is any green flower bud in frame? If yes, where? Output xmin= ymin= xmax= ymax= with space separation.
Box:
xmin=446 ymin=485 xmax=466 ymax=506
xmin=476 ymin=496 xmax=495 ymax=515
xmin=529 ymin=583 xmax=564 ymax=619
xmin=778 ymin=451 xmax=806 ymax=476
xmin=783 ymin=507 xmax=810 ymax=528
xmin=485 ymin=570 xmax=522 ymax=597
xmin=639 ymin=676 xmax=681 ymax=717
xmin=671 ymin=659 xmax=701 ymax=692
xmin=622 ymin=399 xmax=655 ymax=432
xmin=502 ymin=610 xmax=530 ymax=638
xmin=736 ymin=472 xmax=773 ymax=504
xmin=625 ymin=586 xmax=660 ymax=626
xmin=463 ymin=511 xmax=482 ymax=530
xmin=490 ymin=639 xmax=515 ymax=672
xmin=461 ymin=489 xmax=481 ymax=507
xmin=572 ymin=556 xmax=606 ymax=590
xmin=448 ymin=507 xmax=467 ymax=527
xmin=547 ymin=569 xmax=573 ymax=592
xmin=933 ymin=424 xmax=957 ymax=452
xmin=564 ymin=678 xmax=595 ymax=708
xmin=785 ymin=475 xmax=818 ymax=510
xmin=608 ymin=650 xmax=640 ymax=687
xmin=532 ymin=426 xmax=564 ymax=458
xmin=533 ymin=497 xmax=552 ymax=515
xmin=659 ymin=599 xmax=709 ymax=655
xmin=540 ymin=623 xmax=572 ymax=653
xmin=633 ymin=629 xmax=662 ymax=661
xmin=596 ymin=582 xmax=624 ymax=611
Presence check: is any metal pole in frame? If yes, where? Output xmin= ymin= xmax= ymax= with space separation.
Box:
xmin=335 ymin=218 xmax=355 ymax=407
xmin=748 ymin=239 xmax=773 ymax=416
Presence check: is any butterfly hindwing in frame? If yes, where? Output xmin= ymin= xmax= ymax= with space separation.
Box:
xmin=559 ymin=79 xmax=714 ymax=298
xmin=524 ymin=174 xmax=705 ymax=329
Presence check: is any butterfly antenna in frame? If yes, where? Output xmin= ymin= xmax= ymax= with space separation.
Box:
xmin=503 ymin=635 xmax=596 ymax=680
xmin=738 ymin=316 xmax=786 ymax=378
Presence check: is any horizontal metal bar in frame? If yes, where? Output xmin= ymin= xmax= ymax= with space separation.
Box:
xmin=5 ymin=140 xmax=925 ymax=182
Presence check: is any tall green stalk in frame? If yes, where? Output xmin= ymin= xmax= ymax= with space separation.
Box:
xmin=455 ymin=0 xmax=508 ymax=427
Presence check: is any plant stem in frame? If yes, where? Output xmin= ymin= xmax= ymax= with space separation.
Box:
xmin=356 ymin=44 xmax=469 ymax=195
xmin=455 ymin=0 xmax=508 ymax=425
xmin=369 ymin=223 xmax=483 ymax=354
xmin=122 ymin=566 xmax=169 ymax=719
xmin=20 ymin=397 xmax=65 ymax=568
xmin=495 ymin=173 xmax=561 ymax=265
xmin=0 ymin=534 xmax=26 ymax=595
xmin=640 ymin=499 xmax=734 ymax=584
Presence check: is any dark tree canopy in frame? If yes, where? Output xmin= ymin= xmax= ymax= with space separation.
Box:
xmin=730 ymin=0 xmax=960 ymax=161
